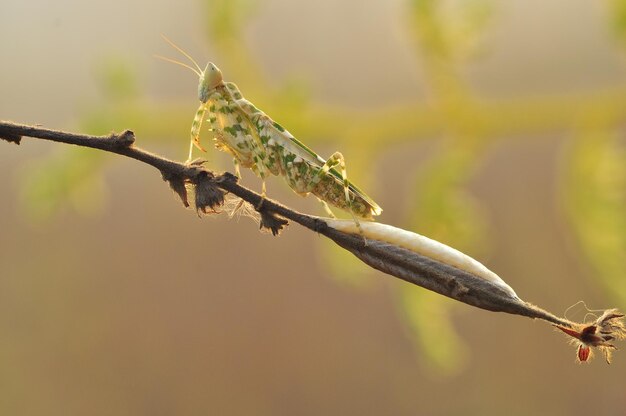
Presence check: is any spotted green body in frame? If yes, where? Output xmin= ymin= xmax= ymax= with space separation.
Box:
xmin=202 ymin=78 xmax=381 ymax=219
xmin=161 ymin=39 xmax=382 ymax=220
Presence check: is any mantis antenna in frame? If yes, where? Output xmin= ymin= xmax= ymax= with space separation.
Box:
xmin=154 ymin=35 xmax=203 ymax=77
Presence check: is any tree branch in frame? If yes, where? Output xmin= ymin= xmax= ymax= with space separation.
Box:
xmin=0 ymin=120 xmax=598 ymax=333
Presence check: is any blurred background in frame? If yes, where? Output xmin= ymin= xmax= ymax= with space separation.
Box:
xmin=1 ymin=0 xmax=626 ymax=414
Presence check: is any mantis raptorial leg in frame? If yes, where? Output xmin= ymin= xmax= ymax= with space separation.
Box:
xmin=189 ymin=103 xmax=208 ymax=161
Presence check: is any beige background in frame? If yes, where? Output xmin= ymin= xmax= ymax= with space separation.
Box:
xmin=1 ymin=0 xmax=625 ymax=414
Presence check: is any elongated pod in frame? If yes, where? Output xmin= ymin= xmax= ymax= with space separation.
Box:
xmin=324 ymin=219 xmax=519 ymax=299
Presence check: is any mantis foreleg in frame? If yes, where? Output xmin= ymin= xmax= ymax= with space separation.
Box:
xmin=189 ymin=103 xmax=208 ymax=161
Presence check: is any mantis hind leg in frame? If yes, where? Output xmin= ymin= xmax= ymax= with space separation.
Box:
xmin=248 ymin=155 xmax=269 ymax=198
xmin=318 ymin=152 xmax=362 ymax=233
xmin=188 ymin=103 xmax=208 ymax=162
xmin=233 ymin=158 xmax=242 ymax=178
xmin=318 ymin=198 xmax=336 ymax=218
xmin=231 ymin=156 xmax=267 ymax=199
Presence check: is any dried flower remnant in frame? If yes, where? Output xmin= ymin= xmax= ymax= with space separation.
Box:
xmin=258 ymin=210 xmax=288 ymax=236
xmin=0 ymin=130 xmax=22 ymax=144
xmin=193 ymin=172 xmax=226 ymax=215
xmin=162 ymin=172 xmax=189 ymax=207
xmin=555 ymin=309 xmax=626 ymax=363
xmin=224 ymin=195 xmax=260 ymax=223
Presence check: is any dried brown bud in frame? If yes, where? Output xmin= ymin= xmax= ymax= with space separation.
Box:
xmin=111 ymin=130 xmax=135 ymax=147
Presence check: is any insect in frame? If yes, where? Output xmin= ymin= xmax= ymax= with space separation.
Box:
xmin=157 ymin=36 xmax=382 ymax=222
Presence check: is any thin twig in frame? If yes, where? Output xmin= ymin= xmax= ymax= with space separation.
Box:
xmin=0 ymin=120 xmax=575 ymax=328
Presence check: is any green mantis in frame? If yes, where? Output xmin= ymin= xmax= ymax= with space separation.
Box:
xmin=158 ymin=37 xmax=382 ymax=221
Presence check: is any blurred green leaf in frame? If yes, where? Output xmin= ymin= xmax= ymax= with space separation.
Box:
xmin=93 ymin=56 xmax=140 ymax=101
xmin=17 ymin=56 xmax=142 ymax=220
xmin=398 ymin=139 xmax=489 ymax=373
xmin=204 ymin=0 xmax=258 ymax=41
xmin=608 ymin=0 xmax=626 ymax=46
xmin=19 ymin=149 xmax=107 ymax=220
xmin=410 ymin=140 xmax=489 ymax=253
xmin=317 ymin=239 xmax=375 ymax=289
xmin=562 ymin=130 xmax=626 ymax=305
xmin=407 ymin=0 xmax=491 ymax=61
xmin=397 ymin=287 xmax=468 ymax=375
xmin=408 ymin=0 xmax=451 ymax=60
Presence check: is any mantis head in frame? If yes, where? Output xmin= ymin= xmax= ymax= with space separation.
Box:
xmin=198 ymin=62 xmax=223 ymax=103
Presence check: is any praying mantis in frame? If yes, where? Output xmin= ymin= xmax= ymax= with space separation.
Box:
xmin=158 ymin=37 xmax=382 ymax=222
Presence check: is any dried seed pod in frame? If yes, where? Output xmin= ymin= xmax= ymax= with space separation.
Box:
xmin=324 ymin=218 xmax=519 ymax=299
